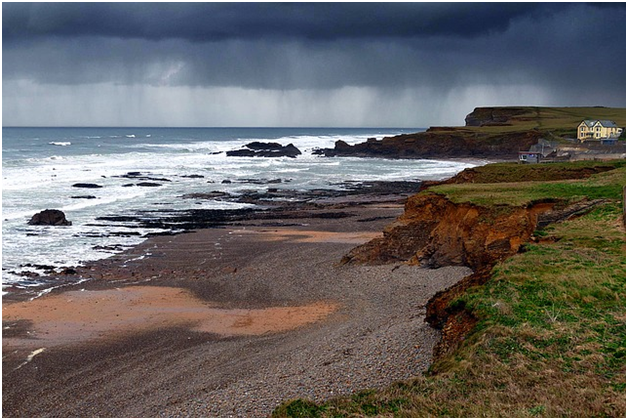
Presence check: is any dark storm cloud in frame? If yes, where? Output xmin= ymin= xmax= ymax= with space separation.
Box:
xmin=4 ymin=2 xmax=625 ymax=91
xmin=3 ymin=3 xmax=570 ymax=42
xmin=3 ymin=3 xmax=625 ymax=127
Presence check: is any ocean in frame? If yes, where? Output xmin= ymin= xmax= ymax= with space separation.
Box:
xmin=2 ymin=127 xmax=482 ymax=295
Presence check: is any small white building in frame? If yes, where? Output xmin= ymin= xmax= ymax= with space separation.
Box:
xmin=577 ymin=120 xmax=623 ymax=142
xmin=518 ymin=151 xmax=542 ymax=164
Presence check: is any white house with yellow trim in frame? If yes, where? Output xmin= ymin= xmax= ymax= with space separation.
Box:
xmin=577 ymin=120 xmax=623 ymax=142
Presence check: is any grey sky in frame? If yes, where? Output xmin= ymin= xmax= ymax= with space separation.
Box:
xmin=3 ymin=2 xmax=626 ymax=127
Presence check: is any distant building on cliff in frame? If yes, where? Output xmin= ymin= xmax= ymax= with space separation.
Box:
xmin=518 ymin=139 xmax=568 ymax=164
xmin=577 ymin=120 xmax=623 ymax=142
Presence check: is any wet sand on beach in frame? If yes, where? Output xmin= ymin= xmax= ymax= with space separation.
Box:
xmin=3 ymin=285 xmax=338 ymax=347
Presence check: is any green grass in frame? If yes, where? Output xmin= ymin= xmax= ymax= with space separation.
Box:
xmin=535 ymin=107 xmax=626 ymax=135
xmin=273 ymin=160 xmax=626 ymax=418
xmin=448 ymin=160 xmax=625 ymax=184
xmin=429 ymin=163 xmax=625 ymax=206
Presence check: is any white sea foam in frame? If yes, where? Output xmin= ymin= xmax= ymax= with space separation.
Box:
xmin=49 ymin=141 xmax=71 ymax=146
xmin=13 ymin=348 xmax=47 ymax=371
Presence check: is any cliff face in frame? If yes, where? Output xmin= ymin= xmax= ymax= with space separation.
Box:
xmin=464 ymin=107 xmax=538 ymax=127
xmin=342 ymin=192 xmax=551 ymax=271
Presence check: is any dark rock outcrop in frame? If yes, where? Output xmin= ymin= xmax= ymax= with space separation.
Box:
xmin=72 ymin=183 xmax=103 ymax=188
xmin=316 ymin=129 xmax=542 ymax=159
xmin=227 ymin=142 xmax=302 ymax=158
xmin=115 ymin=172 xmax=171 ymax=182
xmin=245 ymin=141 xmax=283 ymax=150
xmin=28 ymin=209 xmax=72 ymax=226
xmin=181 ymin=191 xmax=230 ymax=200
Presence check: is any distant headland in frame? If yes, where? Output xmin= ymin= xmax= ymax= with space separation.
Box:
xmin=316 ymin=106 xmax=626 ymax=160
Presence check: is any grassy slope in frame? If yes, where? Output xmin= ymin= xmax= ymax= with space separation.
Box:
xmin=429 ymin=161 xmax=626 ymax=206
xmin=274 ymin=161 xmax=626 ymax=418
xmin=445 ymin=160 xmax=625 ymax=184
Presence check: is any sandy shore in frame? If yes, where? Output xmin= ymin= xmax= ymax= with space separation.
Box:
xmin=3 ymin=202 xmax=471 ymax=417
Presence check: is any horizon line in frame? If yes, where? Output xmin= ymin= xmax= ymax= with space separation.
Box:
xmin=2 ymin=125 xmax=426 ymax=130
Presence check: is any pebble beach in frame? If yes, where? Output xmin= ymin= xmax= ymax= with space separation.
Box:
xmin=2 ymin=196 xmax=471 ymax=417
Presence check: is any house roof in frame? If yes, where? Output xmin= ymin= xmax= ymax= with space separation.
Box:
xmin=580 ymin=119 xmax=618 ymax=128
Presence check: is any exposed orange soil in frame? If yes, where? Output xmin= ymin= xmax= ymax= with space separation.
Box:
xmin=240 ymin=228 xmax=383 ymax=244
xmin=2 ymin=286 xmax=337 ymax=348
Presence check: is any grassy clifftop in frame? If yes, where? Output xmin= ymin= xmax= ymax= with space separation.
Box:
xmin=274 ymin=160 xmax=626 ymax=417
xmin=429 ymin=160 xmax=625 ymax=206
xmin=464 ymin=106 xmax=625 ymax=130
xmin=461 ymin=106 xmax=626 ymax=139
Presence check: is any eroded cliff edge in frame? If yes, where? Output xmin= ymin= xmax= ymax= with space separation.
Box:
xmin=341 ymin=161 xmax=621 ymax=359
xmin=342 ymin=192 xmax=551 ymax=270
xmin=341 ymin=193 xmax=553 ymax=355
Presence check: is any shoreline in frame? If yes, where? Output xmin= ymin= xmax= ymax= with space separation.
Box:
xmin=2 ymin=188 xmax=472 ymax=417
xmin=2 ymin=179 xmax=432 ymax=302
